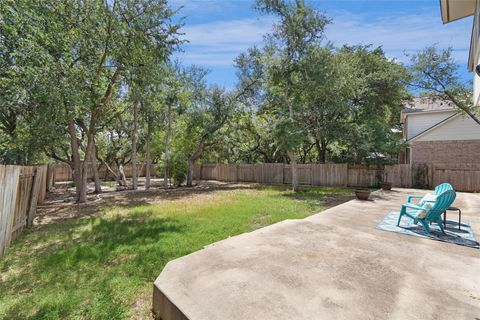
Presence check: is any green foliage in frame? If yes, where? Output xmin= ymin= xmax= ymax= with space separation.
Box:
xmin=409 ymin=45 xmax=479 ymax=124
xmin=156 ymin=152 xmax=188 ymax=186
xmin=0 ymin=0 xmax=183 ymax=169
xmin=170 ymin=152 xmax=188 ymax=186
xmin=225 ymin=41 xmax=410 ymax=165
xmin=273 ymin=117 xmax=304 ymax=153
xmin=1 ymin=0 xmax=464 ymax=175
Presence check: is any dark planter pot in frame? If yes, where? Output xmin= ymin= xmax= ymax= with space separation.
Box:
xmin=381 ymin=182 xmax=392 ymax=191
xmin=355 ymin=189 xmax=371 ymax=201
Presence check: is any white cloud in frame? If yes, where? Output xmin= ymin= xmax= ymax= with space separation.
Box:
xmin=176 ymin=17 xmax=275 ymax=67
xmin=326 ymin=10 xmax=472 ymax=63
xmin=176 ymin=9 xmax=472 ymax=79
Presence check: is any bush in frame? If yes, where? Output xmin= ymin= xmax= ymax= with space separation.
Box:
xmin=157 ymin=152 xmax=188 ymax=186
xmin=171 ymin=153 xmax=188 ymax=186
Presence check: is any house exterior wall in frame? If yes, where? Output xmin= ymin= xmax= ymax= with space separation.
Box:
xmin=405 ymin=111 xmax=455 ymax=140
xmin=414 ymin=114 xmax=480 ymax=141
xmin=410 ymin=140 xmax=480 ymax=164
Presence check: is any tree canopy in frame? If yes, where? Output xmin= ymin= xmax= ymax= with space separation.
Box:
xmin=1 ymin=0 xmax=470 ymax=200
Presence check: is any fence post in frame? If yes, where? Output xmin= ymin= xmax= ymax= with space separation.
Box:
xmin=344 ymin=164 xmax=349 ymax=187
xmin=26 ymin=167 xmax=43 ymax=228
xmin=0 ymin=166 xmax=21 ymax=257
xmin=46 ymin=164 xmax=55 ymax=191
xmin=428 ymin=163 xmax=434 ymax=189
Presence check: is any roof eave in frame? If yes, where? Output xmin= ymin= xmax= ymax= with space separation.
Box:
xmin=440 ymin=0 xmax=475 ymax=24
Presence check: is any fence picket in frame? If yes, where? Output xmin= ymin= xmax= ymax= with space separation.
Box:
xmin=192 ymin=162 xmax=480 ymax=193
xmin=0 ymin=166 xmax=21 ymax=257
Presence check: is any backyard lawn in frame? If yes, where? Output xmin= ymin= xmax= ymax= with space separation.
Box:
xmin=0 ymin=183 xmax=352 ymax=319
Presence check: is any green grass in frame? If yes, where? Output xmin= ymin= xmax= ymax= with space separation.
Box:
xmin=0 ymin=185 xmax=351 ymax=319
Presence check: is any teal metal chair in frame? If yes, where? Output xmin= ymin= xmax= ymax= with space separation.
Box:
xmin=397 ymin=189 xmax=456 ymax=235
xmin=406 ymin=183 xmax=453 ymax=204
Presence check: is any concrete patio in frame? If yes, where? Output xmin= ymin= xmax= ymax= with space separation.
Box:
xmin=153 ymin=188 xmax=480 ymax=320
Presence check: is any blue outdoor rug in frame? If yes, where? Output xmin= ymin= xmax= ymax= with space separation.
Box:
xmin=377 ymin=211 xmax=479 ymax=249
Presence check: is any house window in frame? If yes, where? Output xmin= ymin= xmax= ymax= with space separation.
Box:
xmin=405 ymin=147 xmax=411 ymax=164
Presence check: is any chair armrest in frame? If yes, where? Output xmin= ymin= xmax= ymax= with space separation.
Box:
xmin=402 ymin=203 xmax=424 ymax=211
xmin=406 ymin=195 xmax=423 ymax=203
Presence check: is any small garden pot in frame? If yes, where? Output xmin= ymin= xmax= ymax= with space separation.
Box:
xmin=381 ymin=182 xmax=392 ymax=191
xmin=355 ymin=189 xmax=371 ymax=201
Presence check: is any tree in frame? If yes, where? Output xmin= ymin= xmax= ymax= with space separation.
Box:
xmin=230 ymin=43 xmax=409 ymax=166
xmin=3 ymin=0 xmax=183 ymax=202
xmin=409 ymin=45 xmax=479 ymax=125
xmin=333 ymin=45 xmax=410 ymax=163
xmin=254 ymin=0 xmax=330 ymax=191
xmin=180 ymin=85 xmax=232 ymax=187
xmin=297 ymin=46 xmax=351 ymax=163
xmin=0 ymin=0 xmax=50 ymax=164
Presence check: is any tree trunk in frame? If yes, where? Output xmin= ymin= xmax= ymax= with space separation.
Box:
xmin=187 ymin=141 xmax=205 ymax=187
xmin=164 ymin=104 xmax=172 ymax=189
xmin=118 ymin=165 xmax=127 ymax=187
xmin=287 ymin=150 xmax=299 ymax=192
xmin=92 ymin=142 xmax=102 ymax=194
xmin=145 ymin=120 xmax=152 ymax=190
xmin=187 ymin=158 xmax=194 ymax=187
xmin=79 ymin=131 xmax=95 ymax=203
xmin=66 ymin=113 xmax=83 ymax=202
xmin=102 ymin=160 xmax=125 ymax=186
xmin=285 ymin=82 xmax=298 ymax=192
xmin=315 ymin=138 xmax=327 ymax=163
xmin=92 ymin=155 xmax=102 ymax=194
xmin=131 ymin=100 xmax=139 ymax=190
xmin=320 ymin=138 xmax=327 ymax=164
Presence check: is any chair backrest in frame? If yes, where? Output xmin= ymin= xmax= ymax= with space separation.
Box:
xmin=425 ymin=189 xmax=456 ymax=221
xmin=434 ymin=183 xmax=453 ymax=195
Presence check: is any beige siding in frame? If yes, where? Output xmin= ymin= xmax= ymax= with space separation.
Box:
xmin=415 ymin=114 xmax=480 ymax=141
xmin=406 ymin=111 xmax=455 ymax=140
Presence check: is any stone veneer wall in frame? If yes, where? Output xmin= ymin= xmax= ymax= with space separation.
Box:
xmin=410 ymin=140 xmax=480 ymax=164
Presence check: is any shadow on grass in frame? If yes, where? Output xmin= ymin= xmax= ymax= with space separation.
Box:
xmin=120 ymin=182 xmax=253 ymax=201
xmin=0 ymin=211 xmax=186 ymax=320
xmin=266 ymin=185 xmax=356 ymax=210
xmin=36 ymin=182 xmax=254 ymax=227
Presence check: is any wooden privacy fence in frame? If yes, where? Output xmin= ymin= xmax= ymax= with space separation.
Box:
xmin=194 ymin=163 xmax=480 ymax=192
xmin=53 ymin=162 xmax=157 ymax=182
xmin=431 ymin=163 xmax=480 ymax=192
xmin=0 ymin=165 xmax=47 ymax=258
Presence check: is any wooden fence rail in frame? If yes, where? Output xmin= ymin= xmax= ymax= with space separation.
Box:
xmin=52 ymin=162 xmax=157 ymax=182
xmin=193 ymin=163 xmax=480 ymax=192
xmin=0 ymin=165 xmax=47 ymax=258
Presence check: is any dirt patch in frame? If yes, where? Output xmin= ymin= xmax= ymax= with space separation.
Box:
xmin=35 ymin=179 xmax=253 ymax=227
xmin=250 ymin=213 xmax=273 ymax=229
xmin=321 ymin=194 xmax=356 ymax=209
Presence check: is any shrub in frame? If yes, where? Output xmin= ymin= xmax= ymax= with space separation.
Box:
xmin=157 ymin=152 xmax=188 ymax=186
xmin=170 ymin=153 xmax=188 ymax=186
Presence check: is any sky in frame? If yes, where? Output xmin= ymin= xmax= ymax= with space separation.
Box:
xmin=171 ymin=0 xmax=473 ymax=89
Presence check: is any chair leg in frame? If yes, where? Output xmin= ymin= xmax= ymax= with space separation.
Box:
xmin=397 ymin=212 xmax=403 ymax=226
xmin=419 ymin=220 xmax=430 ymax=235
xmin=437 ymin=218 xmax=445 ymax=234
xmin=458 ymin=209 xmax=461 ymax=231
